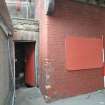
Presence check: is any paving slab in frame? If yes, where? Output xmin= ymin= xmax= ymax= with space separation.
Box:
xmin=16 ymin=87 xmax=105 ymax=105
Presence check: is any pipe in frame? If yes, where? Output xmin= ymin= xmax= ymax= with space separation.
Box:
xmin=7 ymin=37 xmax=15 ymax=105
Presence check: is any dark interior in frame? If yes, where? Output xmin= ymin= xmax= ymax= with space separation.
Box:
xmin=15 ymin=42 xmax=26 ymax=89
xmin=15 ymin=42 xmax=35 ymax=89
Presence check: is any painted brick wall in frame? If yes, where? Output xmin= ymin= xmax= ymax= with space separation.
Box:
xmin=104 ymin=37 xmax=105 ymax=76
xmin=37 ymin=0 xmax=104 ymax=102
xmin=36 ymin=0 xmax=48 ymax=95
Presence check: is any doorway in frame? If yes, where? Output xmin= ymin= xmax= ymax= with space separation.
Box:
xmin=15 ymin=42 xmax=36 ymax=89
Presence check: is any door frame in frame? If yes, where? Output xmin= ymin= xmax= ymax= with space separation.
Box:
xmin=14 ymin=40 xmax=38 ymax=87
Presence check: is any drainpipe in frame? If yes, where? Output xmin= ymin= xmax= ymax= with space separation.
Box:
xmin=7 ymin=37 xmax=16 ymax=105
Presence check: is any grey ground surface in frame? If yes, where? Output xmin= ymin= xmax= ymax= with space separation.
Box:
xmin=16 ymin=87 xmax=105 ymax=105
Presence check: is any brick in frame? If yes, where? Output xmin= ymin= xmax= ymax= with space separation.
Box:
xmin=36 ymin=0 xmax=104 ymax=102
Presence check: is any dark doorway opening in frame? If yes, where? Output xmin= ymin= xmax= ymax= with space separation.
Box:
xmin=15 ymin=42 xmax=36 ymax=89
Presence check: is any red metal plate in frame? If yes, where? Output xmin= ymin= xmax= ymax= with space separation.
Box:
xmin=25 ymin=43 xmax=36 ymax=87
xmin=65 ymin=36 xmax=103 ymax=70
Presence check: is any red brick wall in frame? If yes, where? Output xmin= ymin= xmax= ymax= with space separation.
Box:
xmin=36 ymin=0 xmax=48 ymax=95
xmin=37 ymin=0 xmax=104 ymax=102
xmin=103 ymin=38 xmax=105 ymax=76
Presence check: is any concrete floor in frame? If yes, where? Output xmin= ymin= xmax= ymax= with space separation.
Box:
xmin=16 ymin=87 xmax=105 ymax=105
